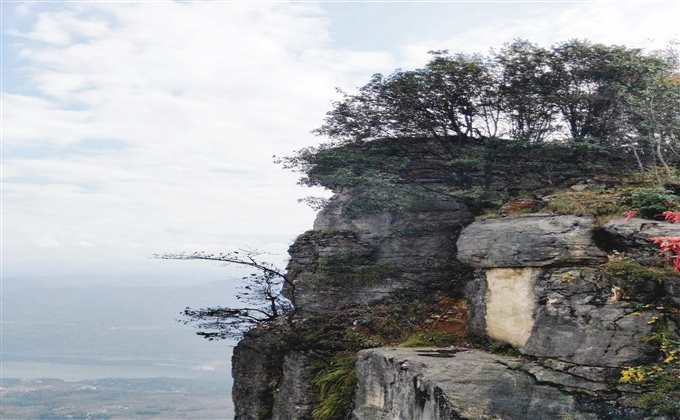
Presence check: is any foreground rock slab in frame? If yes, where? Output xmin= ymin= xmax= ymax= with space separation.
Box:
xmin=352 ymin=348 xmax=643 ymax=420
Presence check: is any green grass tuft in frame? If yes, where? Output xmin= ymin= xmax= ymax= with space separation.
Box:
xmin=312 ymin=353 xmax=357 ymax=420
xmin=398 ymin=331 xmax=459 ymax=348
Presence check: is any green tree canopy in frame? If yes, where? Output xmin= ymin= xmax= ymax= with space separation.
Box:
xmin=312 ymin=39 xmax=677 ymax=150
xmin=281 ymin=39 xmax=680 ymax=214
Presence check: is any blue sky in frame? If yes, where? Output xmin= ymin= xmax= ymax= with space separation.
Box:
xmin=2 ymin=0 xmax=679 ymax=287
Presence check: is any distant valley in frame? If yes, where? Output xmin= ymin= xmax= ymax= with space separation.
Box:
xmin=2 ymin=279 xmax=238 ymax=418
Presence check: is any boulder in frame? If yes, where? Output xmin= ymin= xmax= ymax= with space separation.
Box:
xmin=463 ymin=266 xmax=660 ymax=367
xmin=457 ymin=215 xmax=607 ymax=268
xmin=601 ymin=219 xmax=680 ymax=250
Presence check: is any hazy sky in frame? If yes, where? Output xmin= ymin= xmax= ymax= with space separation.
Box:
xmin=3 ymin=0 xmax=679 ymax=287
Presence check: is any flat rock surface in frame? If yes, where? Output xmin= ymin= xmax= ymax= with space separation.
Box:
xmin=602 ymin=218 xmax=680 ymax=242
xmin=352 ymin=348 xmax=637 ymax=420
xmin=457 ymin=215 xmax=607 ymax=268
xmin=600 ymin=218 xmax=680 ymax=257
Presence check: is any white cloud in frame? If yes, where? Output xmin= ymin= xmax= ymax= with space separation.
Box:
xmin=4 ymin=2 xmax=376 ymax=284
xmin=398 ymin=1 xmax=680 ymax=69
xmin=10 ymin=10 xmax=111 ymax=45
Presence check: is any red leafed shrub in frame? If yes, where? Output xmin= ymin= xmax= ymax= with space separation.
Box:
xmin=650 ymin=236 xmax=680 ymax=272
xmin=623 ymin=209 xmax=639 ymax=222
xmin=650 ymin=211 xmax=680 ymax=272
xmin=661 ymin=211 xmax=680 ymax=223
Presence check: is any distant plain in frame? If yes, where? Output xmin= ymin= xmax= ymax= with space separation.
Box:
xmin=1 ymin=279 xmax=237 ymax=419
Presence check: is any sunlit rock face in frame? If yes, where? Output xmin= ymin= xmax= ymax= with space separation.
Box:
xmin=484 ymin=267 xmax=539 ymax=347
xmin=352 ymin=348 xmax=639 ymax=420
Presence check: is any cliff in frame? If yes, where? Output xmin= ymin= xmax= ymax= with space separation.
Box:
xmin=232 ymin=140 xmax=680 ymax=420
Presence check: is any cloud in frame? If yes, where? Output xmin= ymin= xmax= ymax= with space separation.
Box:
xmin=4 ymin=2 xmax=394 ymax=284
xmin=9 ymin=9 xmax=111 ymax=45
xmin=398 ymin=1 xmax=680 ymax=69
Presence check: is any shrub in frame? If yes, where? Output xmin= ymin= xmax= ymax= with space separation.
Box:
xmin=600 ymin=259 xmax=678 ymax=284
xmin=621 ymin=188 xmax=680 ymax=219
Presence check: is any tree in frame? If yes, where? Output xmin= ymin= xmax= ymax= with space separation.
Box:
xmin=155 ymin=249 xmax=293 ymax=340
xmin=312 ymin=51 xmax=498 ymax=158
xmin=495 ymin=39 xmax=561 ymax=142
xmin=624 ymin=66 xmax=680 ymax=174
xmin=547 ymin=39 xmax=676 ymax=146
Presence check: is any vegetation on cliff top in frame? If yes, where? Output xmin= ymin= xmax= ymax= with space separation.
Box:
xmin=279 ymin=39 xmax=680 ymax=217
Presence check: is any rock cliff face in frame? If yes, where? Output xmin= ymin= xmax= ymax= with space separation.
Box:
xmin=231 ymin=142 xmax=680 ymax=420
xmin=284 ymin=193 xmax=474 ymax=313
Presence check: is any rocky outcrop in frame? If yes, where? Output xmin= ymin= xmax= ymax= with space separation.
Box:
xmin=235 ymin=209 xmax=678 ymax=419
xmin=284 ymin=230 xmax=384 ymax=313
xmin=522 ymin=267 xmax=658 ymax=366
xmin=457 ymin=215 xmax=607 ymax=268
xmin=285 ymin=194 xmax=474 ymax=313
xmin=352 ymin=348 xmax=644 ymax=420
xmin=272 ymin=353 xmax=319 ymax=420
xmin=457 ymin=216 xmax=659 ymax=367
xmin=600 ymin=218 xmax=680 ymax=307
xmin=601 ymin=219 xmax=680 ymax=252
xmin=232 ymin=327 xmax=291 ymax=420
xmin=231 ymin=140 xmax=678 ymax=420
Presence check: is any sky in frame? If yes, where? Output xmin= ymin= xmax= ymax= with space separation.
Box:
xmin=2 ymin=0 xmax=679 ymax=288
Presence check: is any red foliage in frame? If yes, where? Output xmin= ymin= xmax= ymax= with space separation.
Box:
xmin=661 ymin=211 xmax=680 ymax=223
xmin=646 ymin=211 xmax=680 ymax=272
xmin=623 ymin=209 xmax=639 ymax=222
xmin=650 ymin=236 xmax=680 ymax=272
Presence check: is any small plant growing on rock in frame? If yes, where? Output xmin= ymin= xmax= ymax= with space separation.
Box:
xmin=624 ymin=208 xmax=680 ymax=273
xmin=620 ymin=316 xmax=680 ymax=416
xmin=614 ymin=208 xmax=680 ymax=416
xmin=398 ymin=331 xmax=460 ymax=348
xmin=311 ymin=352 xmax=357 ymax=420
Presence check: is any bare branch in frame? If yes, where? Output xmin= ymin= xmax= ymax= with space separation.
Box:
xmin=157 ymin=247 xmax=296 ymax=340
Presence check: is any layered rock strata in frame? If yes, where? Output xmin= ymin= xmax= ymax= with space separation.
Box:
xmin=457 ymin=215 xmax=657 ymax=366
